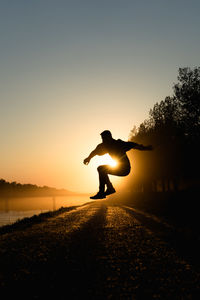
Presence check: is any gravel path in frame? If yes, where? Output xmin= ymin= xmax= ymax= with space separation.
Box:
xmin=0 ymin=200 xmax=199 ymax=299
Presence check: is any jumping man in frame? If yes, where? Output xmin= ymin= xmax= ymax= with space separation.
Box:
xmin=83 ymin=130 xmax=153 ymax=199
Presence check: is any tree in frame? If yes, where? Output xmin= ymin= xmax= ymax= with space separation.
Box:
xmin=173 ymin=67 xmax=200 ymax=139
xmin=129 ymin=67 xmax=200 ymax=192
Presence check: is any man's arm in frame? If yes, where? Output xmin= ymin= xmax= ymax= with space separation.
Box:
xmin=83 ymin=144 xmax=106 ymax=165
xmin=83 ymin=149 xmax=98 ymax=165
xmin=127 ymin=141 xmax=153 ymax=151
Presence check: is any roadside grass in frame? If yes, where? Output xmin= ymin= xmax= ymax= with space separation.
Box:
xmin=0 ymin=206 xmax=78 ymax=235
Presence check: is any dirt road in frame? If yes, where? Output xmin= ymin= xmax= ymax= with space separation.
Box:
xmin=0 ymin=199 xmax=200 ymax=299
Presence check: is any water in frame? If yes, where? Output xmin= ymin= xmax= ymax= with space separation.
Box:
xmin=0 ymin=195 xmax=92 ymax=227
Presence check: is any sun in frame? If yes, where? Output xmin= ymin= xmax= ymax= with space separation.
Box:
xmin=94 ymin=154 xmax=117 ymax=167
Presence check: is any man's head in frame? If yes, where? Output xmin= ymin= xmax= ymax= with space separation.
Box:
xmin=100 ymin=130 xmax=113 ymax=143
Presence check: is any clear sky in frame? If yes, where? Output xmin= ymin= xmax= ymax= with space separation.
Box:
xmin=0 ymin=0 xmax=200 ymax=193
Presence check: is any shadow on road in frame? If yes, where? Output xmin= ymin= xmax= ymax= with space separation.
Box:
xmin=122 ymin=204 xmax=200 ymax=269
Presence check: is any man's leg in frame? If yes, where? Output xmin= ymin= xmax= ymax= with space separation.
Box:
xmin=97 ymin=165 xmax=112 ymax=192
xmin=90 ymin=165 xmax=113 ymax=199
xmin=105 ymin=165 xmax=131 ymax=195
xmin=98 ymin=165 xmax=116 ymax=195
xmin=90 ymin=164 xmax=130 ymax=199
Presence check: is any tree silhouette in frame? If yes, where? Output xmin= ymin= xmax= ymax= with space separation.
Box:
xmin=0 ymin=179 xmax=70 ymax=197
xmin=129 ymin=67 xmax=200 ymax=192
xmin=173 ymin=67 xmax=200 ymax=139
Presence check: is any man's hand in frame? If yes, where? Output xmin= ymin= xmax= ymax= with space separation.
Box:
xmin=145 ymin=145 xmax=153 ymax=150
xmin=83 ymin=157 xmax=90 ymax=165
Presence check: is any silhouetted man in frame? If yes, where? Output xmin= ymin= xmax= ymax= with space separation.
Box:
xmin=84 ymin=130 xmax=153 ymax=199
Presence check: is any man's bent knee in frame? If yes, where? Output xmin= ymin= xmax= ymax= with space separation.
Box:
xmin=97 ymin=165 xmax=108 ymax=173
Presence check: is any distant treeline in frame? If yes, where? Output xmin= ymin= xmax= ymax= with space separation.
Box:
xmin=128 ymin=67 xmax=200 ymax=192
xmin=0 ymin=179 xmax=74 ymax=197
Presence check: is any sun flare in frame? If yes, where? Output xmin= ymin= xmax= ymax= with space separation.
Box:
xmin=94 ymin=154 xmax=117 ymax=168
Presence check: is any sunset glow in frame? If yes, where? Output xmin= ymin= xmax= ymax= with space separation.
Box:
xmin=94 ymin=154 xmax=118 ymax=168
xmin=0 ymin=1 xmax=199 ymax=193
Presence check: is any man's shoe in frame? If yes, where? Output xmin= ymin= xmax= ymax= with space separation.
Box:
xmin=105 ymin=187 xmax=116 ymax=196
xmin=90 ymin=192 xmax=106 ymax=199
